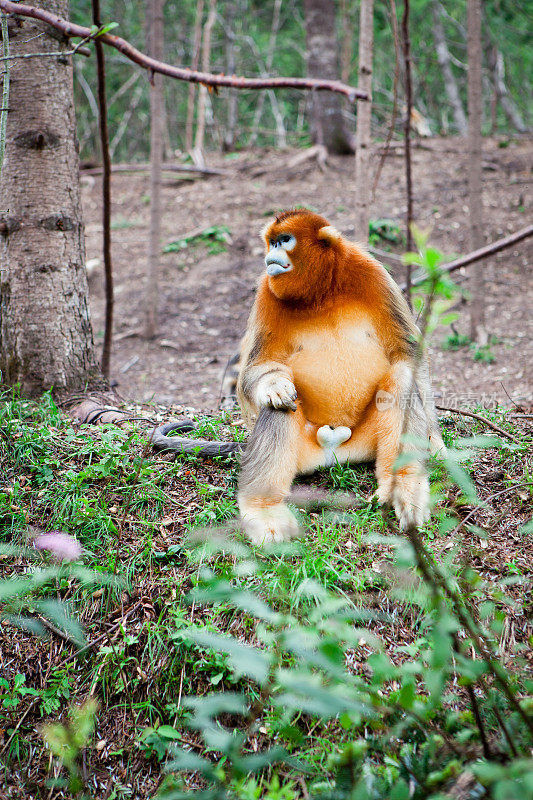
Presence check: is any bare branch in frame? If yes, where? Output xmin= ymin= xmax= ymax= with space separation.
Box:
xmin=401 ymin=224 xmax=533 ymax=290
xmin=0 ymin=0 xmax=367 ymax=102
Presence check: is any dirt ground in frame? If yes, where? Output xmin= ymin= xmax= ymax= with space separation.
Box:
xmin=82 ymin=136 xmax=532 ymax=412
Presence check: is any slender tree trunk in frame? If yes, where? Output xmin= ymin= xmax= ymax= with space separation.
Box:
xmin=303 ymin=0 xmax=356 ymax=154
xmin=467 ymin=0 xmax=486 ymax=343
xmin=0 ymin=0 xmax=99 ymax=396
xmin=249 ymin=0 xmax=282 ymax=147
xmin=402 ymin=0 xmax=413 ymax=306
xmin=194 ymin=0 xmax=217 ymax=157
xmin=431 ymin=1 xmax=467 ymax=134
xmin=144 ymin=0 xmax=164 ymax=340
xmin=486 ymin=44 xmax=526 ymax=133
xmin=92 ymin=0 xmax=114 ymax=379
xmin=354 ymin=0 xmax=374 ymax=244
xmin=340 ymin=0 xmax=353 ymax=85
xmin=223 ymin=0 xmax=238 ymax=151
xmin=185 ymin=0 xmax=204 ymax=153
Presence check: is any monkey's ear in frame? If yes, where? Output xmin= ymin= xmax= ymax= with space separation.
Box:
xmin=318 ymin=225 xmax=342 ymax=245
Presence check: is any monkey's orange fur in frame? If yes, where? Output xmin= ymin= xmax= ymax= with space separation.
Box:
xmin=236 ymin=209 xmax=443 ymax=543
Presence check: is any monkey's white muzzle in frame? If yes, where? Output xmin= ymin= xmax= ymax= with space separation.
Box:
xmin=266 ymin=263 xmax=291 ymax=276
xmin=265 ymin=250 xmax=292 ymax=277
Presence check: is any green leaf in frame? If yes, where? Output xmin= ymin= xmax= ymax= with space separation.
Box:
xmin=34 ymin=599 xmax=86 ymax=647
xmin=97 ymin=21 xmax=119 ymax=35
xmin=188 ymin=584 xmax=280 ymax=623
xmin=165 ymin=748 xmax=215 ymax=777
xmin=183 ymin=629 xmax=272 ymax=683
xmin=157 ymin=725 xmax=183 ymax=740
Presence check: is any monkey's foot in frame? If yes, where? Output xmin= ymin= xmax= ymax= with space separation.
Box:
xmin=376 ymin=472 xmax=430 ymax=530
xmin=238 ymin=499 xmax=300 ymax=545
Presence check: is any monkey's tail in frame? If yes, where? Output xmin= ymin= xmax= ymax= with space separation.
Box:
xmin=151 ymin=421 xmax=243 ymax=457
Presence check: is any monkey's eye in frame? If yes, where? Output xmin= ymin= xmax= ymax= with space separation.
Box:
xmin=279 ymin=234 xmax=292 ymax=244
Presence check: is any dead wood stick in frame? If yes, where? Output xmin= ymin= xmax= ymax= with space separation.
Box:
xmin=0 ymin=0 xmax=367 ymax=102
xmin=402 ymin=223 xmax=533 ymax=291
xmin=54 ymin=600 xmax=144 ymax=669
xmin=436 ymin=404 xmax=519 ymax=442
xmin=450 ymin=481 xmax=533 ymax=537
xmin=80 ymin=162 xmax=228 ymax=177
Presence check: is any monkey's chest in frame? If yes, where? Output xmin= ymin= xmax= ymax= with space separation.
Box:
xmin=287 ymin=326 xmax=389 ymax=427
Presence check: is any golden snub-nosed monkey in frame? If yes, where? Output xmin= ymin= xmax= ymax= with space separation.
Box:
xmin=235 ymin=208 xmax=444 ymax=544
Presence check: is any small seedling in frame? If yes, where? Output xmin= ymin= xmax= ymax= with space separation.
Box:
xmin=163 ymin=225 xmax=231 ymax=256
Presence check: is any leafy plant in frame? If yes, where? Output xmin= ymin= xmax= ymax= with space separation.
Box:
xmin=442 ymin=331 xmax=471 ymax=351
xmin=368 ymin=218 xmax=404 ymax=246
xmin=163 ymin=226 xmax=232 ymax=256
xmin=41 ymin=699 xmax=98 ymax=794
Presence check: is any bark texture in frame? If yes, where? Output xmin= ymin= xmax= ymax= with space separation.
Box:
xmin=303 ymin=0 xmax=355 ymax=154
xmin=0 ymin=0 xmax=98 ymax=396
xmin=354 ymin=0 xmax=374 ymax=243
xmin=467 ymin=0 xmax=486 ymax=343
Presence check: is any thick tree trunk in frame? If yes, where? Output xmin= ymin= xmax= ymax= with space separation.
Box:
xmin=0 ymin=0 xmax=99 ymax=397
xmin=303 ymin=0 xmax=356 ymax=154
xmin=354 ymin=0 xmax=374 ymax=243
xmin=431 ymin=1 xmax=467 ymax=135
xmin=144 ymin=0 xmax=164 ymax=340
xmin=467 ymin=0 xmax=486 ymax=344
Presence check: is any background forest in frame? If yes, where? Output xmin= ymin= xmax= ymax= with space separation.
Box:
xmin=70 ymin=0 xmax=531 ymax=162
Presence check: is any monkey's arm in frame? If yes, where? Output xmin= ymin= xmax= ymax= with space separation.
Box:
xmin=237 ymin=310 xmax=297 ymax=415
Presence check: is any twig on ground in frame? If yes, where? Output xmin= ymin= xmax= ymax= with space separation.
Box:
xmin=1 ymin=697 xmax=38 ymax=755
xmin=436 ymin=405 xmax=519 ymax=442
xmin=449 ymin=481 xmax=533 ymax=537
xmin=81 ymin=162 xmax=228 ymax=176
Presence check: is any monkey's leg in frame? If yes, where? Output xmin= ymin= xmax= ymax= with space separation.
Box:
xmin=238 ymin=406 xmax=315 ymax=545
xmin=372 ymin=362 xmax=430 ymax=529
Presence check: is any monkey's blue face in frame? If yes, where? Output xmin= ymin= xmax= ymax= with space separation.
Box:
xmin=265 ymin=233 xmax=296 ymax=276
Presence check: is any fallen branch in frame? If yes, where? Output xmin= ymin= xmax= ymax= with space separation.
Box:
xmin=401 ymin=223 xmax=533 ymax=291
xmin=436 ymin=404 xmax=519 ymax=443
xmin=80 ymin=161 xmax=228 ymax=177
xmin=0 ymin=0 xmax=367 ymax=102
xmin=449 ymin=481 xmax=533 ymax=537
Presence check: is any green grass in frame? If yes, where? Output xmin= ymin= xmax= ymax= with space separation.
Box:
xmin=0 ymin=389 xmax=531 ymax=798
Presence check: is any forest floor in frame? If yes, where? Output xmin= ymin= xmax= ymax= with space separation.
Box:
xmin=82 ymin=135 xmax=532 ymax=413
xmin=0 ymin=137 xmax=532 ymax=799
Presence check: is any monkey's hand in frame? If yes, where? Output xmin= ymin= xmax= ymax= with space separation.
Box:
xmin=377 ymin=470 xmax=430 ymax=530
xmin=255 ymin=372 xmax=297 ymax=411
